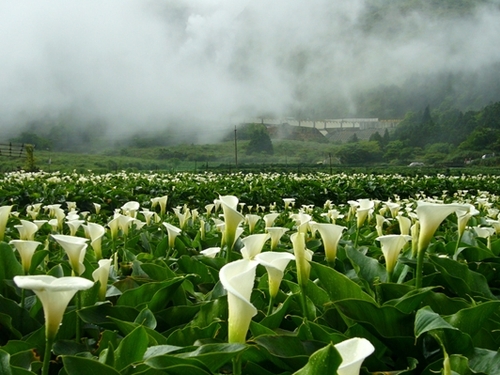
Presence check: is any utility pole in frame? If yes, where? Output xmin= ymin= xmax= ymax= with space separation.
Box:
xmin=234 ymin=125 xmax=238 ymax=168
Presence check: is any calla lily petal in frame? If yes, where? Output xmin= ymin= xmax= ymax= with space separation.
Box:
xmin=51 ymin=234 xmax=88 ymax=276
xmin=335 ymin=337 xmax=375 ymax=375
xmin=416 ymin=201 xmax=469 ymax=252
xmin=13 ymin=275 xmax=94 ymax=340
xmin=10 ymin=240 xmax=41 ymax=274
xmin=310 ymin=223 xmax=346 ymax=263
xmin=92 ymin=258 xmax=112 ymax=300
xmin=220 ymin=196 xmax=245 ymax=252
xmin=376 ymin=234 xmax=412 ymax=275
xmin=0 ymin=205 xmax=13 ymax=241
xmin=200 ymin=247 xmax=221 ymax=258
xmin=291 ymin=232 xmax=312 ymax=288
xmin=240 ymin=233 xmax=270 ymax=260
xmin=266 ymin=227 xmax=289 ymax=250
xmin=255 ymin=251 xmax=295 ymax=298
xmin=219 ymin=259 xmax=258 ymax=343
xmin=15 ymin=219 xmax=39 ymax=241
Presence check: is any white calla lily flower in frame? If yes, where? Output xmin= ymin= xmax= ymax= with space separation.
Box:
xmin=415 ymin=201 xmax=469 ymax=288
xmin=86 ymin=222 xmax=106 ymax=260
xmin=0 ymin=205 xmax=13 ymax=241
xmin=255 ymin=251 xmax=295 ymax=298
xmin=376 ymin=234 xmax=412 ymax=279
xmin=162 ymin=222 xmax=182 ymax=253
xmin=240 ymin=233 xmax=270 ymax=260
xmin=396 ymin=215 xmax=412 ymax=236
xmin=310 ymin=223 xmax=346 ymax=264
xmin=51 ymin=234 xmax=89 ymax=276
xmin=263 ymin=213 xmax=280 ymax=228
xmin=13 ymin=275 xmax=94 ymax=340
xmin=219 ymin=196 xmax=244 ymax=254
xmin=219 ymin=259 xmax=258 ymax=343
xmin=245 ymin=214 xmax=261 ymax=234
xmin=92 ymin=258 xmax=112 ymax=300
xmin=291 ymin=232 xmax=313 ymax=288
xmin=200 ymin=247 xmax=221 ymax=258
xmin=335 ymin=337 xmax=375 ymax=375
xmin=15 ymin=219 xmax=39 ymax=241
xmin=10 ymin=240 xmax=42 ymax=274
xmin=121 ymin=201 xmax=140 ymax=218
xmin=266 ymin=227 xmax=289 ymax=251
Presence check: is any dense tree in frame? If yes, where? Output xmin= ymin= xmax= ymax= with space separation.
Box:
xmin=246 ymin=125 xmax=274 ymax=155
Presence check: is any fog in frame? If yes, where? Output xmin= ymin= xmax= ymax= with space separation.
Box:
xmin=1 ymin=0 xmax=500 ymax=143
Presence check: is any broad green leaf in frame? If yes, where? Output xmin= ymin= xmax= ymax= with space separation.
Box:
xmin=28 ymin=249 xmax=49 ymax=274
xmin=0 ymin=350 xmax=13 ymax=375
xmin=468 ymin=347 xmax=500 ymax=374
xmin=61 ymin=355 xmax=121 ymax=375
xmin=251 ymin=334 xmax=317 ymax=371
xmin=415 ymin=306 xmax=473 ymax=355
xmin=429 ymin=255 xmax=495 ymax=299
xmin=292 ymin=343 xmax=341 ymax=375
xmin=144 ymin=345 xmax=185 ymax=359
xmin=0 ymin=243 xmax=23 ymax=296
xmin=334 ymin=299 xmax=414 ymax=338
xmin=177 ymin=255 xmax=216 ymax=284
xmin=345 ymin=245 xmax=388 ymax=285
xmin=140 ymin=262 xmax=176 ymax=281
xmin=310 ymin=262 xmax=376 ymax=304
xmin=108 ymin=317 xmax=168 ymax=345
xmin=444 ymin=301 xmax=500 ymax=338
xmin=114 ymin=326 xmax=149 ymax=371
xmin=78 ymin=302 xmax=139 ymax=329
xmin=144 ymin=355 xmax=210 ymax=374
xmin=135 ymin=307 xmax=157 ymax=329
xmin=190 ymin=298 xmax=228 ymax=329
xmin=117 ymin=276 xmax=187 ymax=312
xmin=383 ymin=286 xmax=435 ymax=314
xmin=259 ymin=294 xmax=294 ymax=330
xmin=166 ymin=321 xmax=221 ymax=346
xmin=177 ymin=343 xmax=247 ymax=373
xmin=250 ymin=320 xmax=278 ymax=338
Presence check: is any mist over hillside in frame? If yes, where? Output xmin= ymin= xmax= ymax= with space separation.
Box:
xmin=1 ymin=0 xmax=499 ymax=147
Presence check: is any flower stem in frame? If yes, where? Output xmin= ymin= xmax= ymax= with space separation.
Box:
xmin=232 ymin=353 xmax=242 ymax=375
xmin=42 ymin=336 xmax=55 ymax=375
xmin=75 ymin=291 xmax=82 ymax=343
xmin=415 ymin=248 xmax=426 ymax=289
xmin=267 ymin=295 xmax=275 ymax=316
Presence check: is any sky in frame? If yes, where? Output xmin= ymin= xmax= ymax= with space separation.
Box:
xmin=1 ymin=0 xmax=500 ymax=142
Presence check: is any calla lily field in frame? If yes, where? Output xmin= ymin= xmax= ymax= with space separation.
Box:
xmin=1 ymin=170 xmax=500 ymax=374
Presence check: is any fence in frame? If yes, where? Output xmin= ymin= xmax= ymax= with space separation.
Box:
xmin=0 ymin=143 xmax=25 ymax=158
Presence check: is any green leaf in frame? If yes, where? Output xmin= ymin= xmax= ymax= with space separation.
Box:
xmin=144 ymin=356 xmax=210 ymax=374
xmin=292 ymin=343 xmax=341 ymax=375
xmin=108 ymin=317 xmax=168 ymax=346
xmin=310 ymin=261 xmax=376 ymax=303
xmin=383 ymin=286 xmax=435 ymax=314
xmin=114 ymin=326 xmax=149 ymax=371
xmin=259 ymin=294 xmax=293 ymax=330
xmin=334 ymin=299 xmax=414 ymax=338
xmin=0 ymin=243 xmax=23 ymax=295
xmin=443 ymin=301 xmax=500 ymax=338
xmin=135 ymin=307 xmax=157 ymax=329
xmin=177 ymin=343 xmax=247 ymax=373
xmin=61 ymin=355 xmax=121 ymax=375
xmin=429 ymin=255 xmax=495 ymax=299
xmin=251 ymin=335 xmax=316 ymax=371
xmin=140 ymin=262 xmax=176 ymax=281
xmin=117 ymin=276 xmax=188 ymax=312
xmin=166 ymin=321 xmax=221 ymax=346
xmin=415 ymin=306 xmax=473 ymax=355
xmin=345 ymin=245 xmax=388 ymax=285
xmin=468 ymin=347 xmax=500 ymax=374
xmin=78 ymin=302 xmax=139 ymax=328
xmin=0 ymin=350 xmax=13 ymax=375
